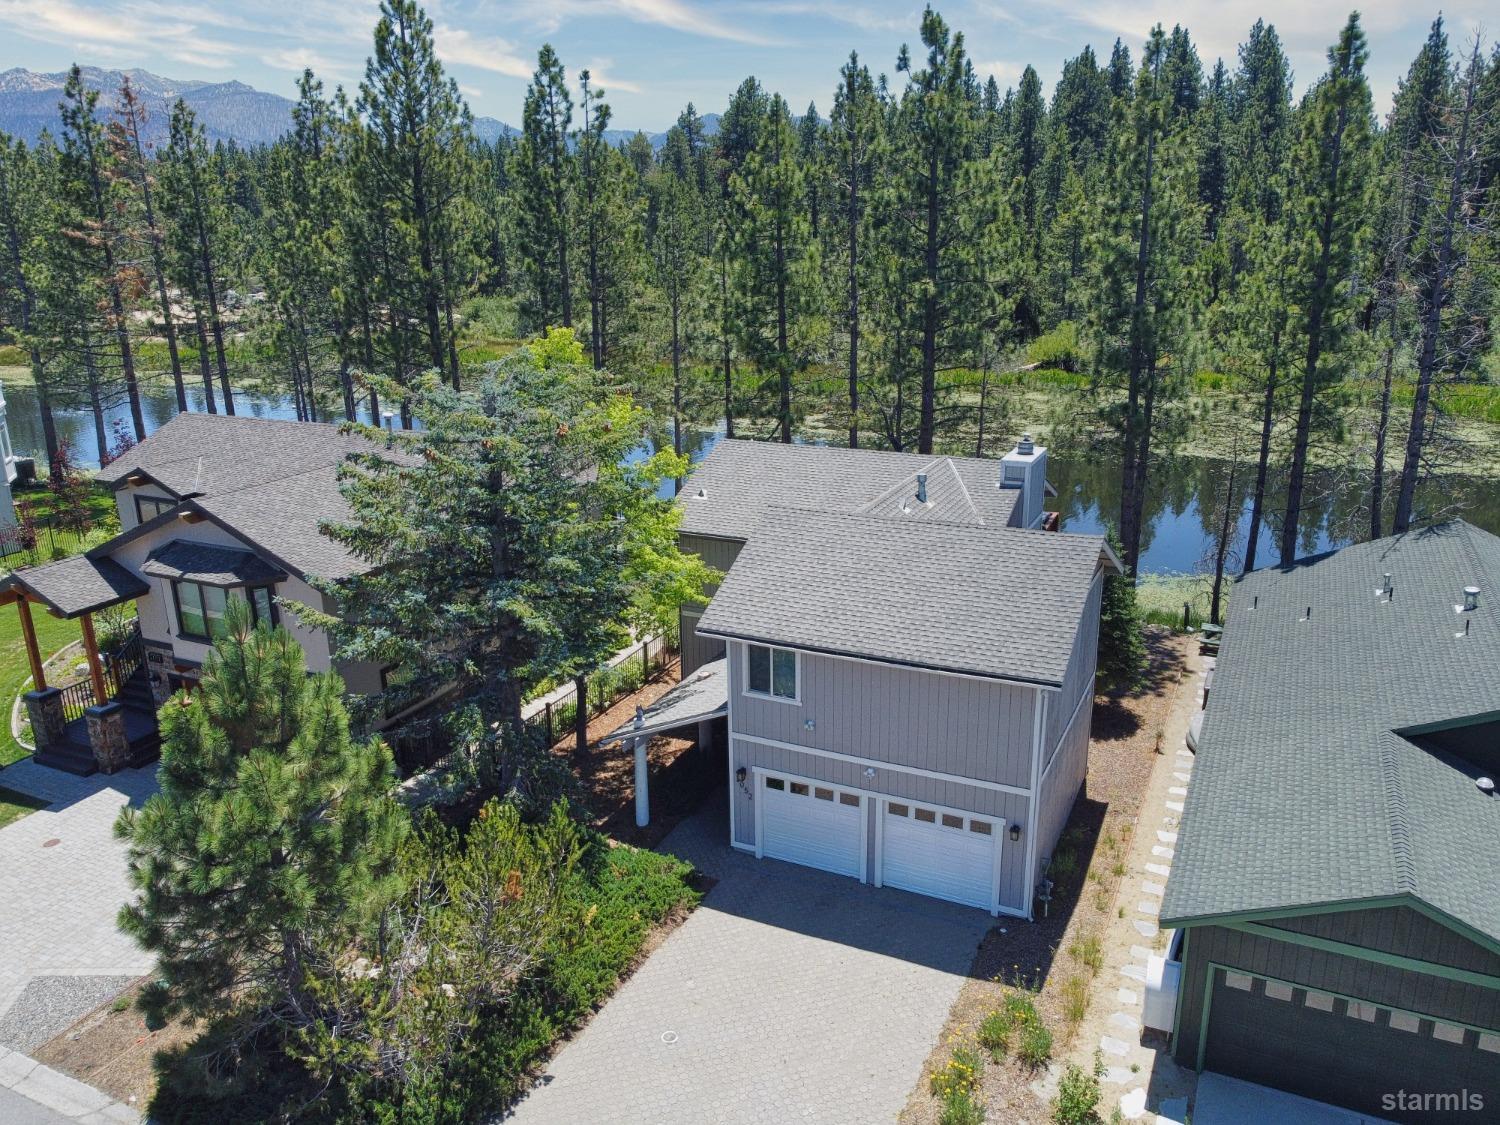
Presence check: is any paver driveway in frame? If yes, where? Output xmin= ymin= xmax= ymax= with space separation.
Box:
xmin=0 ymin=759 xmax=158 ymax=1052
xmin=507 ymin=794 xmax=993 ymax=1124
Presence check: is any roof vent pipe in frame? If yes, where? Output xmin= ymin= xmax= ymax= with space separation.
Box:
xmin=1463 ymin=586 xmax=1480 ymax=612
xmin=916 ymin=473 xmax=928 ymax=503
xmin=1479 ymin=777 xmax=1496 ymax=796
xmin=1384 ymin=573 xmax=1393 ymax=594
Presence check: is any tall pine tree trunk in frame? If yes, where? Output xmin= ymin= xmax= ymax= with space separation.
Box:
xmin=671 ymin=289 xmax=683 ymax=495
xmin=1241 ymin=340 xmax=1279 ymax=573
xmin=1119 ymin=131 xmax=1156 ymax=577
xmin=918 ymin=150 xmax=940 ymax=454
xmin=846 ymin=130 xmax=861 ymax=450
xmin=1393 ymin=57 xmax=1477 ymax=534
xmin=775 ymin=213 xmax=791 ymax=443
xmin=1370 ymin=340 xmax=1394 ymax=539
xmin=193 ymin=307 xmax=218 ymax=414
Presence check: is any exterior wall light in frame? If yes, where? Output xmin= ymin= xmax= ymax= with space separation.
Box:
xmin=1009 ymin=824 xmax=1022 ymax=842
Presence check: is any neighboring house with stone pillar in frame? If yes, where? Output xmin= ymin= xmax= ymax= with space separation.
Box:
xmin=0 ymin=414 xmax=402 ymax=776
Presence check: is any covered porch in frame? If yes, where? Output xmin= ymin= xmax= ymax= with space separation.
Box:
xmin=600 ymin=657 xmax=728 ymax=828
xmin=1 ymin=554 xmax=159 ymax=776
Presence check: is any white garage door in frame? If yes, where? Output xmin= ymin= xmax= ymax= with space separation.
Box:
xmin=880 ymin=800 xmax=999 ymax=911
xmin=758 ymin=773 xmax=865 ymax=879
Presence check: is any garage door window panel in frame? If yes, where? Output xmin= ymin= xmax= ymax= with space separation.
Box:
xmin=879 ymin=799 xmax=999 ymax=911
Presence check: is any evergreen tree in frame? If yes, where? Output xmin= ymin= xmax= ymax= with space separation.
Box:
xmin=1279 ymin=14 xmax=1374 ymax=564
xmin=116 ymin=599 xmax=407 ymax=1029
xmin=650 ymin=126 xmax=705 ymax=476
xmin=578 ymin=68 xmax=610 ymax=368
xmin=0 ymin=134 xmax=61 ymax=467
xmin=58 ymin=66 xmax=146 ymax=439
xmin=1096 ymin=531 xmax=1146 ymax=692
xmin=514 ymin=45 xmax=575 ymax=330
xmin=828 ymin=52 xmax=883 ymax=447
xmin=728 ymin=94 xmax=818 ymax=442
xmin=160 ymin=99 xmax=236 ymax=414
xmin=109 ymin=77 xmax=188 ymax=414
xmin=1088 ymin=26 xmax=1202 ymax=576
xmin=318 ymin=330 xmax=712 ymax=790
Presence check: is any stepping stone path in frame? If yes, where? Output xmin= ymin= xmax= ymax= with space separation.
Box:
xmin=1151 ymin=845 xmax=1174 ymax=859
xmin=1133 ymin=919 xmax=1158 ymax=938
xmin=1156 ymin=830 xmax=1177 ymax=844
xmin=1100 ymin=1035 xmax=1130 ymax=1057
xmin=1104 ymin=1066 xmax=1135 ymax=1086
xmin=1120 ymin=1087 xmax=1149 ymax=1119
xmin=1145 ymin=862 xmax=1171 ymax=877
xmin=1141 ymin=880 xmax=1165 ymax=896
xmin=1168 ymin=786 xmax=1188 ymax=796
xmin=1117 ymin=988 xmax=1138 ymax=1004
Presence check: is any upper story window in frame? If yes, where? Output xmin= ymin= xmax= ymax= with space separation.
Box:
xmin=746 ymin=643 xmax=798 ymax=701
xmin=135 ymin=495 xmax=176 ymax=523
xmin=173 ymin=581 xmax=276 ymax=642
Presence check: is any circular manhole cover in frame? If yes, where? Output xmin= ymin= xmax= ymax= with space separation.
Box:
xmin=660 ymin=1031 xmax=679 ymax=1045
xmin=42 ymin=838 xmax=60 ymax=848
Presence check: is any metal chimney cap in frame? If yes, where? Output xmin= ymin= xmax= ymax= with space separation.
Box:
xmin=1017 ymin=433 xmax=1035 ymax=454
xmin=1463 ymin=585 xmax=1481 ymax=611
xmin=1478 ymin=776 xmax=1496 ymax=796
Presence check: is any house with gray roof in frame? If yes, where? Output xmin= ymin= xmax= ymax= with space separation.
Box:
xmin=663 ymin=436 xmax=1117 ymax=918
xmin=1159 ymin=521 xmax=1500 ymax=1118
xmin=0 ymin=413 xmax=399 ymax=775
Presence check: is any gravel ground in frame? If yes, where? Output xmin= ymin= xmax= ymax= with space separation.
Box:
xmin=0 ymin=976 xmax=137 ymax=1053
xmin=899 ymin=629 xmax=1192 ymax=1124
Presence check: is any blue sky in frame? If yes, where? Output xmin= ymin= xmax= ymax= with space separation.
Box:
xmin=0 ymin=0 xmax=1488 ymax=130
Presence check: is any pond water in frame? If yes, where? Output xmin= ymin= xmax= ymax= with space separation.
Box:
xmin=8 ymin=381 xmax=1498 ymax=578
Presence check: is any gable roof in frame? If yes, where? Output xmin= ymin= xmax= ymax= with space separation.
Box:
xmin=1160 ymin=520 xmax=1500 ymax=947
xmin=92 ymin=414 xmax=409 ymax=582
xmin=677 ymin=439 xmax=1023 ymax=540
xmin=695 ymin=505 xmax=1114 ymax=686
xmin=0 ymin=553 xmax=149 ymax=618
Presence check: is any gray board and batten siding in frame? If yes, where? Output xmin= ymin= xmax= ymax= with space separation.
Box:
xmin=678 ymin=533 xmax=743 ymax=676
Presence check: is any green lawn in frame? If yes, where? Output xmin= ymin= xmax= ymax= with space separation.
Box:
xmin=0 ymin=786 xmax=49 ymax=829
xmin=0 ymin=603 xmax=80 ymax=765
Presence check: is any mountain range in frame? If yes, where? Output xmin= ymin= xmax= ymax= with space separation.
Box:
xmin=0 ymin=66 xmax=715 ymax=150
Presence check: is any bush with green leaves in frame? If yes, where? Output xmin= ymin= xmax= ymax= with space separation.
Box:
xmin=1052 ymin=1053 xmax=1105 ymax=1124
xmin=941 ymin=1088 xmax=987 ymax=1125
xmin=1016 ymin=1014 xmax=1053 ymax=1069
xmin=1026 ymin=321 xmax=1082 ymax=372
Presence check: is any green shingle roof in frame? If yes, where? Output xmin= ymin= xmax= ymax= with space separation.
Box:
xmin=1160 ymin=521 xmax=1500 ymax=945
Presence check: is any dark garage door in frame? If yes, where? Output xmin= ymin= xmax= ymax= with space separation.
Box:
xmin=1203 ymin=968 xmax=1500 ymax=1123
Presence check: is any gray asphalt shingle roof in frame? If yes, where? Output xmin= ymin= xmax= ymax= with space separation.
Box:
xmin=92 ymin=414 xmax=409 ymax=582
xmin=141 ymin=541 xmax=286 ymax=586
xmin=1160 ymin=521 xmax=1500 ymax=944
xmin=677 ymin=439 xmax=1021 ymax=540
xmin=1 ymin=554 xmax=149 ymax=617
xmin=695 ymin=506 xmax=1112 ymax=686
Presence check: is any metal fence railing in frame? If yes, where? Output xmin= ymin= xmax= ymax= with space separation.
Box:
xmin=55 ymin=626 xmax=145 ymax=723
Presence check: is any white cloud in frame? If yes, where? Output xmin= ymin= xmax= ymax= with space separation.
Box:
xmin=581 ymin=58 xmax=643 ymax=94
xmin=433 ymin=24 xmax=533 ymax=78
xmin=262 ymin=47 xmax=337 ymax=73
xmin=974 ymin=59 xmax=1023 ymax=87
xmin=460 ymin=83 xmax=485 ymax=99
xmin=506 ymin=0 xmax=778 ymax=46
xmin=0 ymin=0 xmax=238 ymax=68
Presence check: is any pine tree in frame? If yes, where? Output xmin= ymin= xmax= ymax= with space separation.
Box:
xmin=728 ymin=94 xmax=818 ymax=443
xmin=1097 ymin=531 xmax=1146 ymax=693
xmin=1279 ymin=14 xmax=1373 ymax=564
xmin=109 ymin=77 xmax=188 ymax=414
xmin=116 ymin=599 xmax=407 ymax=1029
xmin=514 ymin=44 xmax=575 ymax=331
xmin=0 ymin=134 xmax=61 ymax=468
xmin=1088 ymin=25 xmax=1202 ymax=577
xmin=828 ymin=52 xmax=883 ymax=447
xmin=1393 ymin=37 xmax=1487 ymax=532
xmin=58 ymin=66 xmax=147 ymax=440
xmin=650 ymin=126 xmax=705 ymax=478
xmin=578 ymin=68 xmax=610 ymax=369
xmin=160 ymin=99 xmax=237 ymax=415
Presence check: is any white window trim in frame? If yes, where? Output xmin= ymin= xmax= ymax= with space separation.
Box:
xmin=742 ymin=641 xmax=802 ymax=705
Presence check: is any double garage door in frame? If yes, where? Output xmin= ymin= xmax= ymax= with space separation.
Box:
xmin=756 ymin=770 xmax=1001 ymax=912
xmin=1203 ymin=966 xmax=1500 ymax=1120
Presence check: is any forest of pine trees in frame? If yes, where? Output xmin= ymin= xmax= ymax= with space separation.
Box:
xmin=1 ymin=2 xmax=1497 ymax=575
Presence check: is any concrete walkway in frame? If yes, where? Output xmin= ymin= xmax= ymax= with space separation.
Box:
xmin=0 ymin=759 xmax=157 ymax=1051
xmin=0 ymin=1046 xmax=138 ymax=1123
xmin=506 ymin=795 xmax=992 ymax=1124
xmin=1193 ymin=1073 xmax=1394 ymax=1125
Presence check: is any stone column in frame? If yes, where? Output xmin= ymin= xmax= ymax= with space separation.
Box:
xmin=85 ymin=702 xmax=131 ymax=774
xmin=24 ymin=687 xmax=66 ymax=752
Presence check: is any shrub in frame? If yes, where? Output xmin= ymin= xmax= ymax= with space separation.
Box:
xmin=1069 ymin=934 xmax=1104 ymax=976
xmin=1048 ymin=846 xmax=1078 ymax=883
xmin=1061 ymin=974 xmax=1090 ymax=1028
xmin=1052 ymin=1053 xmax=1105 ymax=1124
xmin=1027 ymin=322 xmax=1082 ymax=372
xmin=941 ymin=1089 xmax=988 ymax=1125
xmin=929 ymin=1039 xmax=985 ymax=1099
xmin=977 ymin=1010 xmax=1013 ymax=1058
xmin=1016 ymin=1017 xmax=1053 ymax=1069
